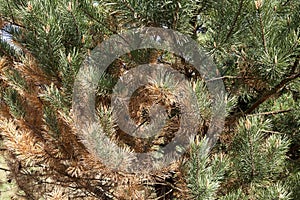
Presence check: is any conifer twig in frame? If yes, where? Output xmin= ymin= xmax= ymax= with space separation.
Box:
xmin=248 ymin=109 xmax=292 ymax=116
xmin=223 ymin=0 xmax=244 ymax=44
xmin=227 ymin=69 xmax=300 ymax=125
xmin=245 ymin=72 xmax=300 ymax=114
xmin=257 ymin=6 xmax=268 ymax=53
xmin=207 ymin=76 xmax=240 ymax=82
xmin=5 ymin=0 xmax=15 ymax=24
xmin=153 ymin=189 xmax=173 ymax=200
xmin=261 ymin=130 xmax=282 ymax=134
xmin=0 ymin=167 xmax=10 ymax=172
xmin=122 ymin=0 xmax=135 ymax=13
xmin=283 ymin=0 xmax=291 ymax=6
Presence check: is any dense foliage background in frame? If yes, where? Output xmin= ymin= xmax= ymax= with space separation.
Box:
xmin=0 ymin=0 xmax=299 ymax=199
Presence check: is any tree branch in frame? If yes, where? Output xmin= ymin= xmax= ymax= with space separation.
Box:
xmin=257 ymin=7 xmax=268 ymax=52
xmin=245 ymin=72 xmax=300 ymax=114
xmin=289 ymin=55 xmax=299 ymax=75
xmin=0 ymin=167 xmax=10 ymax=172
xmin=5 ymin=0 xmax=15 ymax=24
xmin=223 ymin=0 xmax=244 ymax=44
xmin=248 ymin=109 xmax=292 ymax=116
xmin=122 ymin=0 xmax=135 ymax=13
xmin=226 ymin=57 xmax=300 ymax=126
xmin=283 ymin=0 xmax=291 ymax=6
xmin=207 ymin=75 xmax=241 ymax=82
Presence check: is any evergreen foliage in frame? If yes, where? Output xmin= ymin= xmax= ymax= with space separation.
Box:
xmin=0 ymin=0 xmax=299 ymax=199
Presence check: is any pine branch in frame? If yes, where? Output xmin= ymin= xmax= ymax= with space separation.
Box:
xmin=283 ymin=0 xmax=292 ymax=6
xmin=223 ymin=0 xmax=244 ymax=44
xmin=227 ymin=57 xmax=300 ymax=125
xmin=248 ymin=129 xmax=256 ymax=180
xmin=122 ymin=0 xmax=135 ymax=13
xmin=289 ymin=55 xmax=299 ymax=75
xmin=80 ymin=8 xmax=117 ymax=35
xmin=256 ymin=6 xmax=268 ymax=53
xmin=68 ymin=8 xmax=80 ymax=39
xmin=5 ymin=0 xmax=15 ymax=24
xmin=207 ymin=76 xmax=240 ymax=82
xmin=248 ymin=109 xmax=292 ymax=116
xmin=245 ymin=71 xmax=300 ymax=115
xmin=172 ymin=1 xmax=180 ymax=29
xmin=0 ymin=17 xmax=25 ymax=29
xmin=261 ymin=130 xmax=282 ymax=135
xmin=153 ymin=189 xmax=173 ymax=200
xmin=0 ymin=167 xmax=10 ymax=171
